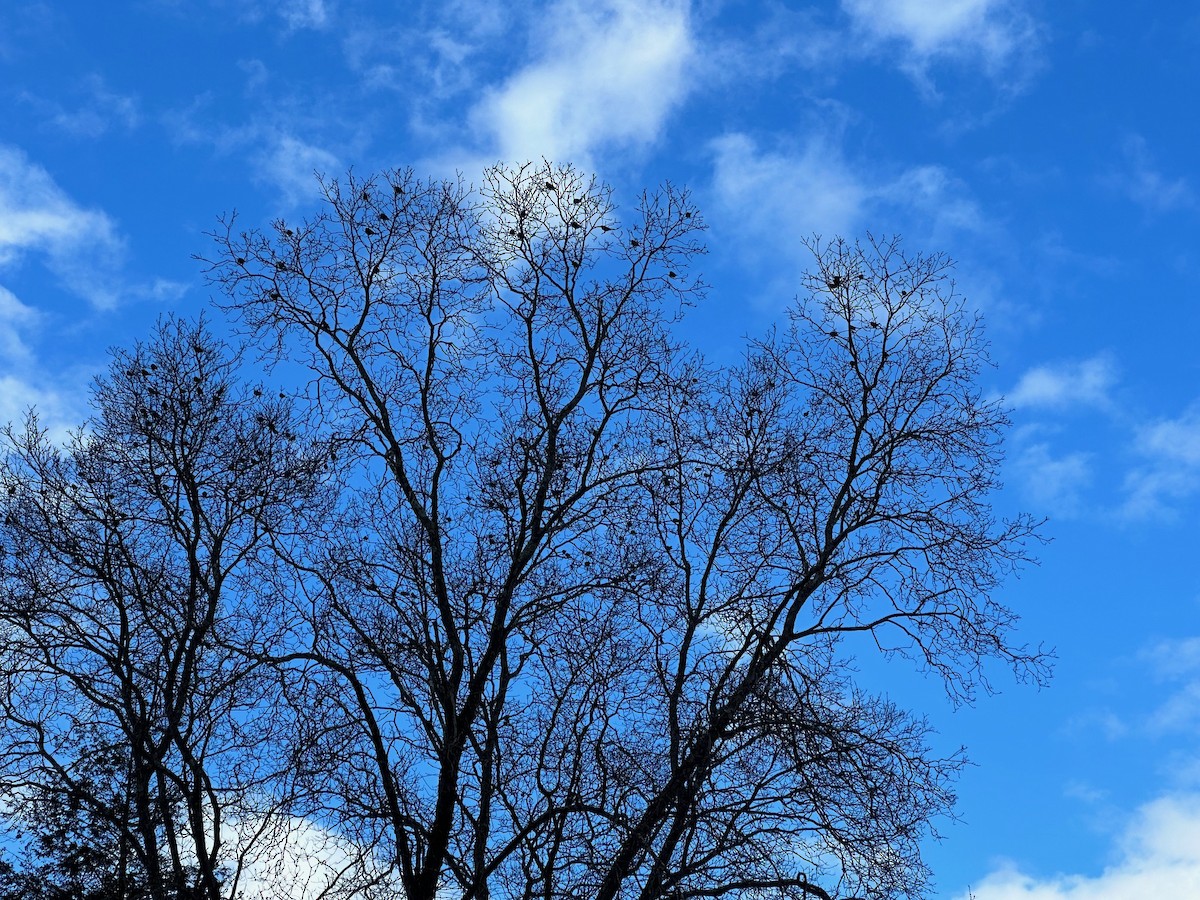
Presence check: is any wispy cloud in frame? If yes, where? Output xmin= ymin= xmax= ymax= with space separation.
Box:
xmin=707 ymin=131 xmax=985 ymax=276
xmin=1122 ymin=404 xmax=1200 ymax=518
xmin=253 ymin=134 xmax=341 ymax=206
xmin=1111 ymin=135 xmax=1194 ymax=215
xmin=1011 ymin=439 xmax=1092 ymax=519
xmin=841 ymin=0 xmax=1041 ymax=87
xmin=962 ymin=794 xmax=1200 ymax=898
xmin=0 ymin=144 xmax=126 ymax=308
xmin=280 ymin=0 xmax=329 ymax=30
xmin=1007 ymin=355 xmax=1118 ymax=411
xmin=467 ymin=0 xmax=695 ymax=166
xmin=20 ymin=74 xmax=140 ymax=138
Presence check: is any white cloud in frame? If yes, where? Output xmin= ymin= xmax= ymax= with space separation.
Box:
xmin=0 ymin=374 xmax=81 ymax=443
xmin=709 ymin=132 xmax=870 ymax=253
xmin=707 ymin=132 xmax=984 ymax=273
xmin=1112 ymin=136 xmax=1193 ymax=214
xmin=27 ymin=74 xmax=140 ymax=138
xmin=0 ymin=286 xmax=38 ymax=365
xmin=0 ymin=144 xmax=125 ymax=308
xmin=1011 ymin=441 xmax=1092 ymax=518
xmin=1122 ymin=404 xmax=1200 ymax=518
xmin=253 ymin=134 xmax=340 ymax=207
xmin=961 ymin=794 xmax=1200 ymax=899
xmin=468 ymin=0 xmax=694 ymax=166
xmin=222 ymin=812 xmax=399 ymax=900
xmin=1136 ymin=637 xmax=1200 ymax=734
xmin=280 ymin=0 xmax=328 ymax=30
xmin=841 ymin=0 xmax=1039 ymax=83
xmin=1007 ymin=356 xmax=1118 ymax=411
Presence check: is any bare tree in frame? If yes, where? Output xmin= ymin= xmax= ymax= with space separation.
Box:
xmin=197 ymin=162 xmax=1048 ymax=900
xmin=0 ymin=319 xmax=329 ymax=900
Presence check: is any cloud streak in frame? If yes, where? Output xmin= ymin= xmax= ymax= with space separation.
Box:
xmin=0 ymin=144 xmax=126 ymax=309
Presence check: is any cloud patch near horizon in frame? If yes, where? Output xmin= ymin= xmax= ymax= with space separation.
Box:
xmin=960 ymin=793 xmax=1200 ymax=899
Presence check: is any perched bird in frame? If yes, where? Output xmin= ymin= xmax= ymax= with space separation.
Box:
xmin=600 ymin=224 xmax=614 ymax=232
xmin=361 ymin=190 xmax=370 ymax=201
xmin=827 ymin=275 xmax=843 ymax=289
xmin=392 ymin=183 xmax=403 ymax=195
xmin=629 ymin=238 xmax=640 ymax=248
xmin=379 ymin=212 xmax=389 ymax=221
xmin=569 ymin=221 xmax=582 ymax=228
xmin=574 ymin=196 xmax=584 ymax=204
xmin=668 ymin=271 xmax=677 ymax=278
xmin=365 ymin=226 xmax=377 ymax=236
xmin=544 ymin=181 xmax=557 ymax=191
xmin=236 ymin=257 xmax=246 ymax=265
xmin=827 ymin=329 xmax=839 ymax=338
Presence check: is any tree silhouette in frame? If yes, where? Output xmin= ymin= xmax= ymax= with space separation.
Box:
xmin=0 ymin=320 xmax=326 ymax=900
xmin=200 ymin=162 xmax=1048 ymax=900
xmin=0 ymin=161 xmax=1048 ymax=900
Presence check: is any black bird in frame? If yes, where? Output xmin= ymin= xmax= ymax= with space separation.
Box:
xmin=629 ymin=238 xmax=640 ymax=248
xmin=869 ymin=320 xmax=880 ymax=328
xmin=365 ymin=226 xmax=377 ymax=236
xmin=827 ymin=329 xmax=839 ymax=338
xmin=600 ymin=224 xmax=614 ymax=232
xmin=361 ymin=190 xmax=370 ymax=201
xmin=569 ymin=221 xmax=582 ymax=228
xmin=379 ymin=212 xmax=389 ymax=221
xmin=544 ymin=181 xmax=557 ymax=191
xmin=827 ymin=275 xmax=843 ymax=289
xmin=574 ymin=196 xmax=584 ymax=204
xmin=668 ymin=271 xmax=677 ymax=278
xmin=392 ymin=183 xmax=403 ymax=195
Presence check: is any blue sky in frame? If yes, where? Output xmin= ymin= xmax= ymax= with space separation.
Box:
xmin=3 ymin=1 xmax=1200 ymax=896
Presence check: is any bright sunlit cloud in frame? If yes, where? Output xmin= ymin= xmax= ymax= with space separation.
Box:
xmin=961 ymin=794 xmax=1200 ymax=899
xmin=468 ymin=0 xmax=694 ymax=165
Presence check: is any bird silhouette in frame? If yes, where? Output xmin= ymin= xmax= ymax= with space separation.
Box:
xmin=361 ymin=190 xmax=370 ymax=201
xmin=600 ymin=224 xmax=614 ymax=232
xmin=668 ymin=271 xmax=677 ymax=278
xmin=629 ymin=239 xmax=640 ymax=248
xmin=827 ymin=275 xmax=843 ymax=289
xmin=569 ymin=221 xmax=582 ymax=228
xmin=544 ymin=181 xmax=557 ymax=191
xmin=365 ymin=226 xmax=377 ymax=236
